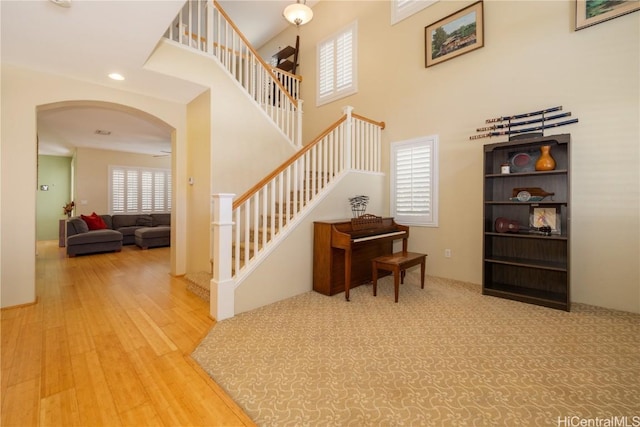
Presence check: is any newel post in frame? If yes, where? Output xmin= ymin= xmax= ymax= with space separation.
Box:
xmin=210 ymin=193 xmax=235 ymax=321
xmin=343 ymin=105 xmax=354 ymax=170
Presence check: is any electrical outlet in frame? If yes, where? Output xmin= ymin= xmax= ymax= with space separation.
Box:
xmin=445 ymin=249 xmax=452 ymax=258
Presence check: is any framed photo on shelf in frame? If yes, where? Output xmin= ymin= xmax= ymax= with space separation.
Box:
xmin=425 ymin=1 xmax=484 ymax=67
xmin=575 ymin=0 xmax=640 ymax=30
xmin=530 ymin=206 xmax=561 ymax=234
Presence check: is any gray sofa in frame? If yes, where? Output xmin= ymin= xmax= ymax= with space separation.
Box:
xmin=66 ymin=213 xmax=171 ymax=256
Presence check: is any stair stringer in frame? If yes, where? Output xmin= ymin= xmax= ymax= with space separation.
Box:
xmin=233 ymin=170 xmax=386 ymax=316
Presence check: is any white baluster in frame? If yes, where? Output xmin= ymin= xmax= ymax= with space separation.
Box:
xmin=343 ymin=106 xmax=353 ymax=170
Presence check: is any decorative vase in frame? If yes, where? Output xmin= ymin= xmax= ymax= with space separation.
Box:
xmin=535 ymin=145 xmax=556 ymax=171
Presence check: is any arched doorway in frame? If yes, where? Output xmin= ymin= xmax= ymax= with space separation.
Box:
xmin=37 ymin=100 xmax=178 ymax=271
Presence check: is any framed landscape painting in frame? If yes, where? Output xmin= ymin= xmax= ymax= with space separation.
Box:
xmin=425 ymin=1 xmax=484 ymax=68
xmin=576 ymin=0 xmax=640 ymax=30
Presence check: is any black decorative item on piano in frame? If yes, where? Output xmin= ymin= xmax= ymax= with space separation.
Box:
xmin=348 ymin=195 xmax=369 ymax=218
xmin=470 ymin=106 xmax=578 ymax=141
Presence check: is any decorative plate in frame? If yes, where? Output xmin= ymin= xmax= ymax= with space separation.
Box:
xmin=508 ymin=150 xmax=537 ymax=172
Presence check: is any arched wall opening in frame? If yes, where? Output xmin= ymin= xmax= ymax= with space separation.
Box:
xmin=1 ymin=65 xmax=189 ymax=309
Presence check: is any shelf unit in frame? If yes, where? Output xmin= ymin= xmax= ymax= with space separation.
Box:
xmin=272 ymin=36 xmax=299 ymax=74
xmin=483 ymin=134 xmax=570 ymax=311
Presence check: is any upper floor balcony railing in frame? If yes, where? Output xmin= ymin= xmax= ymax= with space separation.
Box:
xmin=164 ymin=0 xmax=302 ymax=147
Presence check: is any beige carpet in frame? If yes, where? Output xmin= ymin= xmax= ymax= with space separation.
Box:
xmin=191 ymin=273 xmax=640 ymax=426
xmin=184 ymin=271 xmax=211 ymax=301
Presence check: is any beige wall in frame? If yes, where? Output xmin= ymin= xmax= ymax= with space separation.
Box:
xmin=74 ymin=147 xmax=171 ymax=216
xmin=187 ymin=91 xmax=213 ymax=273
xmin=1 ymin=64 xmax=189 ymax=308
xmin=261 ymin=1 xmax=640 ymax=313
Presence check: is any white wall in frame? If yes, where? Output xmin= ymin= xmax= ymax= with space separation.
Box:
xmin=0 ymin=64 xmax=189 ymax=308
xmin=261 ymin=1 xmax=640 ymax=313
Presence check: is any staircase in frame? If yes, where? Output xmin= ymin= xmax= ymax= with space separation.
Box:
xmin=162 ymin=1 xmax=386 ymax=320
xmin=231 ymin=171 xmax=327 ymax=269
xmin=211 ymin=107 xmax=385 ymax=320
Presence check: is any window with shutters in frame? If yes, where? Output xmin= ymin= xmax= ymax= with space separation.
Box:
xmin=391 ymin=0 xmax=437 ymax=25
xmin=316 ymin=21 xmax=357 ymax=106
xmin=109 ymin=166 xmax=171 ymax=214
xmin=390 ymin=135 xmax=439 ymax=226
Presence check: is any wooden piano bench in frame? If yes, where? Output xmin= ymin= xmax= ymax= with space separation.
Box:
xmin=372 ymin=252 xmax=427 ymax=303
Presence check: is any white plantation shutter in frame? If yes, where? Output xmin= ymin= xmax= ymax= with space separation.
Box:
xmin=127 ymin=170 xmax=138 ymax=212
xmin=318 ymin=41 xmax=334 ymax=98
xmin=141 ymin=171 xmax=153 ymax=211
xmin=391 ymin=0 xmax=437 ymax=25
xmin=154 ymin=171 xmax=165 ymax=211
xmin=317 ymin=21 xmax=357 ymax=106
xmin=109 ymin=166 xmax=171 ymax=214
xmin=391 ymin=136 xmax=439 ymax=226
xmin=335 ymin=31 xmax=352 ymax=90
xmin=111 ymin=168 xmax=126 ymax=214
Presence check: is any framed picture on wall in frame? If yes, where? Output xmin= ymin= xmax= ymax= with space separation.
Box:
xmin=575 ymin=0 xmax=640 ymax=30
xmin=425 ymin=1 xmax=484 ymax=67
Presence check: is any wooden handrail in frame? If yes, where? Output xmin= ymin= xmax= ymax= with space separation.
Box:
xmin=352 ymin=113 xmax=385 ymax=130
xmin=213 ymin=0 xmax=298 ymax=109
xmin=184 ymin=31 xmax=250 ymax=60
xmin=232 ymin=112 xmax=385 ymax=209
xmin=233 ymin=115 xmax=348 ymax=209
xmin=272 ymin=68 xmax=303 ymax=82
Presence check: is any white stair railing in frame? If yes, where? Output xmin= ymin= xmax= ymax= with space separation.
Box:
xmin=272 ymin=68 xmax=302 ymax=104
xmin=210 ymin=107 xmax=385 ymax=320
xmin=164 ymin=0 xmax=302 ymax=147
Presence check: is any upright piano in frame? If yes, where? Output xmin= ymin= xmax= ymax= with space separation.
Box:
xmin=313 ymin=215 xmax=409 ymax=300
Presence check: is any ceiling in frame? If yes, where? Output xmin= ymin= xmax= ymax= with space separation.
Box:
xmin=1 ymin=0 xmax=312 ymax=157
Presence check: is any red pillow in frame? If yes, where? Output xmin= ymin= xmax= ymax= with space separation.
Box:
xmin=81 ymin=212 xmax=107 ymax=230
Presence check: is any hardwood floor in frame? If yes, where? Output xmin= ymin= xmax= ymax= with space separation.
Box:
xmin=1 ymin=241 xmax=255 ymax=427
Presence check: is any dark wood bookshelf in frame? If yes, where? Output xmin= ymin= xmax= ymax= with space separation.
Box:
xmin=482 ymin=134 xmax=570 ymax=311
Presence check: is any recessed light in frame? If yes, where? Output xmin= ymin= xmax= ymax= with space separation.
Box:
xmin=108 ymin=73 xmax=125 ymax=81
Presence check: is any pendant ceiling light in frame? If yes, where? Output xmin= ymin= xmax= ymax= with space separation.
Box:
xmin=283 ymin=0 xmax=313 ymax=26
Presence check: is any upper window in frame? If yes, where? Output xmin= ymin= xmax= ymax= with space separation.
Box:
xmin=109 ymin=166 xmax=171 ymax=214
xmin=316 ymin=21 xmax=358 ymax=106
xmin=390 ymin=135 xmax=439 ymax=227
xmin=391 ymin=0 xmax=437 ymax=25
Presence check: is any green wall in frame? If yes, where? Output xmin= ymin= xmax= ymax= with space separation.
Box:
xmin=37 ymin=155 xmax=72 ymax=241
